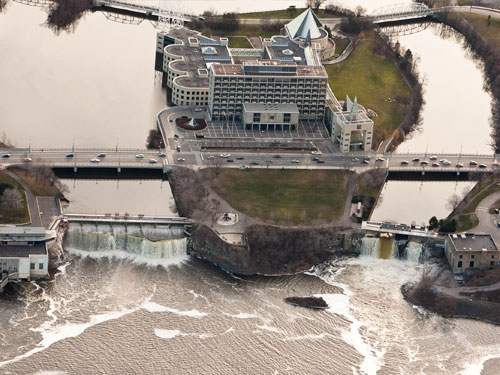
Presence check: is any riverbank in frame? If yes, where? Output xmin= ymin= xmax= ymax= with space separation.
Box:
xmin=0 ymin=170 xmax=30 ymax=224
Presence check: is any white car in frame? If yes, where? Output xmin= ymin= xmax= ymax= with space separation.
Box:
xmin=429 ymin=156 xmax=437 ymax=160
xmin=149 ymin=159 xmax=158 ymax=164
xmin=158 ymin=152 xmax=166 ymax=158
xmin=456 ymin=163 xmax=464 ymax=168
xmin=291 ymin=160 xmax=300 ymax=163
xmin=177 ymin=158 xmax=185 ymax=162
xmin=135 ymin=154 xmax=144 ymax=159
xmin=220 ymin=153 xmax=230 ymax=158
xmin=24 ymin=157 xmax=32 ymax=162
xmin=206 ymin=155 xmax=215 ymax=159
xmin=442 ymin=160 xmax=451 ymax=166
xmin=311 ymin=151 xmax=322 ymax=155
xmin=376 ymin=157 xmax=385 ymax=162
xmin=91 ymin=158 xmax=100 ymax=163
xmin=352 ymin=157 xmax=360 ymax=162
xmin=194 ymin=108 xmax=202 ymax=112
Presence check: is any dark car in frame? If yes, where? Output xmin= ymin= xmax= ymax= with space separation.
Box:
xmin=412 ymin=158 xmax=420 ymax=162
xmin=174 ymin=134 xmax=179 ymax=138
xmin=479 ymin=164 xmax=487 ymax=168
xmin=66 ymin=153 xmax=74 ymax=158
xmin=250 ymin=162 xmax=259 ymax=165
xmin=316 ymin=160 xmax=325 ymax=164
xmin=226 ymin=159 xmax=234 ymax=162
xmin=176 ymin=146 xmax=181 ymax=152
xmin=2 ymin=154 xmax=10 ymax=158
xmin=312 ymin=156 xmax=319 ymax=161
xmin=272 ymin=155 xmax=281 ymax=159
xmin=236 ymin=157 xmax=244 ymax=160
xmin=420 ymin=161 xmax=428 ymax=166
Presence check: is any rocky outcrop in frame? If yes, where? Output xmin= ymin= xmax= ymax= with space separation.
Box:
xmin=190 ymin=224 xmax=363 ymax=276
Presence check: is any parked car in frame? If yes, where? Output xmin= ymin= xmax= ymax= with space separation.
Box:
xmin=91 ymin=158 xmax=100 ymax=163
xmin=194 ymin=108 xmax=202 ymax=112
xmin=135 ymin=154 xmax=144 ymax=159
xmin=66 ymin=153 xmax=74 ymax=158
xmin=177 ymin=158 xmax=185 ymax=162
xmin=400 ymin=160 xmax=409 ymax=165
xmin=174 ymin=134 xmax=179 ymax=138
xmin=149 ymin=159 xmax=157 ymax=164
xmin=469 ymin=160 xmax=478 ymax=166
xmin=176 ymin=146 xmax=181 ymax=152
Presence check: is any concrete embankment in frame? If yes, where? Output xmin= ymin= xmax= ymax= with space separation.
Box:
xmin=189 ymin=224 xmax=364 ymax=276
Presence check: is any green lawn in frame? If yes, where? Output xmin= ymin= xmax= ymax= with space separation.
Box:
xmin=227 ymin=36 xmax=253 ymax=48
xmin=334 ymin=38 xmax=350 ymax=56
xmin=0 ymin=171 xmax=30 ymax=224
xmin=238 ymin=8 xmax=337 ymax=19
xmin=463 ymin=13 xmax=500 ymax=49
xmin=324 ymin=32 xmax=411 ymax=147
xmin=204 ymin=169 xmax=351 ymax=226
xmin=456 ymin=213 xmax=479 ymax=232
xmin=201 ymin=24 xmax=278 ymax=39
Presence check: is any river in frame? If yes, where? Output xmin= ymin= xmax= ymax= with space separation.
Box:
xmin=1 ymin=1 xmax=500 ymax=374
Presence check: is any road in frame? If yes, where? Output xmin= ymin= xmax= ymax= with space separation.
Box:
xmin=473 ymin=190 xmax=500 ymax=245
xmin=2 ymin=146 xmax=500 ymax=174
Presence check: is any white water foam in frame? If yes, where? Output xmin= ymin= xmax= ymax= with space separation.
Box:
xmin=66 ymin=248 xmax=187 ymax=268
xmin=310 ymin=266 xmax=386 ymax=375
xmin=256 ymin=325 xmax=284 ymax=334
xmin=142 ymin=301 xmax=208 ymax=318
xmin=0 ymin=292 xmax=157 ymax=369
xmin=154 ymin=328 xmax=214 ymax=340
xmin=223 ymin=312 xmax=259 ymax=319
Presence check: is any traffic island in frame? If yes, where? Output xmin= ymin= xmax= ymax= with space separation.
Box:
xmin=176 ymin=117 xmax=207 ymax=131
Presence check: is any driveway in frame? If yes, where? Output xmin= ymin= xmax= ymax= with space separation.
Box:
xmin=472 ymin=191 xmax=500 ymax=244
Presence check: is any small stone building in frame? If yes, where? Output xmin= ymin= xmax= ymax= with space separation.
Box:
xmin=445 ymin=233 xmax=499 ymax=274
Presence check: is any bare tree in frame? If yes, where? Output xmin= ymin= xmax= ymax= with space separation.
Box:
xmin=0 ymin=188 xmax=23 ymax=211
xmin=208 ymin=157 xmax=224 ymax=177
xmin=446 ymin=193 xmax=462 ymax=211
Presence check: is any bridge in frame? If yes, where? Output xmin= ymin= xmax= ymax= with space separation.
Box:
xmin=370 ymin=3 xmax=437 ymax=24
xmin=362 ymin=221 xmax=441 ymax=239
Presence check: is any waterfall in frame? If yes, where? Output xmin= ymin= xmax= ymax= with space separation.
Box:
xmin=358 ymin=237 xmax=422 ymax=262
xmin=64 ymin=223 xmax=188 ymax=265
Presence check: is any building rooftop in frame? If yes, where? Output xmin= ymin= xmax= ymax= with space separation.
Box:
xmin=211 ymin=61 xmax=327 ymax=78
xmin=243 ymin=103 xmax=299 ymax=113
xmin=0 ymin=242 xmax=47 ymax=258
xmin=449 ymin=233 xmax=499 ymax=252
xmin=285 ymin=8 xmax=323 ymax=40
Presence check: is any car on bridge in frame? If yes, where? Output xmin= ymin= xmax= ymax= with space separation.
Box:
xmin=149 ymin=159 xmax=157 ymax=164
xmin=469 ymin=161 xmax=478 ymax=166
xmin=66 ymin=153 xmax=74 ymax=158
xmin=432 ymin=163 xmax=439 ymax=167
xmin=236 ymin=156 xmax=244 ymax=160
xmin=352 ymin=157 xmax=360 ymax=162
xmin=429 ymin=156 xmax=437 ymax=160
xmin=2 ymin=154 xmax=10 ymax=158
xmin=158 ymin=152 xmax=166 ymax=158
xmin=226 ymin=159 xmax=234 ymax=163
xmin=400 ymin=160 xmax=409 ymax=165
xmin=91 ymin=158 xmax=100 ymax=163
xmin=291 ymin=160 xmax=300 ymax=164
xmin=412 ymin=158 xmax=419 ymax=162
xmin=456 ymin=163 xmax=464 ymax=168
xmin=24 ymin=157 xmax=32 ymax=163
xmin=420 ymin=161 xmax=428 ymax=166
xmin=220 ymin=153 xmax=230 ymax=158
xmin=272 ymin=155 xmax=281 ymax=159
xmin=136 ymin=154 xmax=144 ymax=159
xmin=479 ymin=164 xmax=487 ymax=168
xmin=376 ymin=157 xmax=385 ymax=162
xmin=97 ymin=153 xmax=106 ymax=158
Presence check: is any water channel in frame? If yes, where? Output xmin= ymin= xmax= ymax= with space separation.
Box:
xmin=1 ymin=1 xmax=499 ymax=374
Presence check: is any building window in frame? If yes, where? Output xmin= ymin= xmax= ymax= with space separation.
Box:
xmin=458 ymin=261 xmax=463 ymax=268
xmin=471 ymin=255 xmax=475 ymax=259
xmin=284 ymin=113 xmax=291 ymax=123
xmin=459 ymin=255 xmax=463 ymax=259
xmin=39 ymin=263 xmax=43 ymax=270
xmin=30 ymin=263 xmax=35 ymax=270
xmin=492 ymin=255 xmax=495 ymax=259
xmin=470 ymin=261 xmax=475 ymax=268
xmin=253 ymin=113 xmax=260 ymax=123
xmin=491 ymin=261 xmax=495 ymax=267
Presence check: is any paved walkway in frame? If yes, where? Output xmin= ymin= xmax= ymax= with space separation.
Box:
xmin=471 ymin=190 xmax=500 ymax=245
xmin=4 ymin=169 xmax=41 ymax=227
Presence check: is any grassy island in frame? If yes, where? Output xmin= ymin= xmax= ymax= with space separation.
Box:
xmin=0 ymin=171 xmax=29 ymax=224
xmin=203 ymin=169 xmax=351 ymax=226
xmin=324 ymin=31 xmax=412 ymax=146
